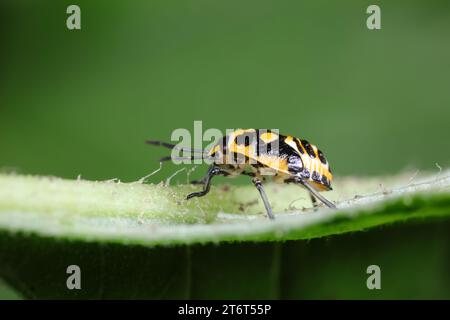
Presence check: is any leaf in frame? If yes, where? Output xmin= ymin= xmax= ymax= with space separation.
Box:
xmin=0 ymin=172 xmax=449 ymax=299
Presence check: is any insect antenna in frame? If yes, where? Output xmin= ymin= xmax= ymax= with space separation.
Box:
xmin=146 ymin=140 xmax=204 ymax=153
xmin=158 ymin=155 xmax=205 ymax=162
xmin=147 ymin=140 xmax=211 ymax=163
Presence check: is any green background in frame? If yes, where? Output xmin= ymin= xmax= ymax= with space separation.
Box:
xmin=0 ymin=0 xmax=449 ymax=299
xmin=1 ymin=0 xmax=449 ymax=182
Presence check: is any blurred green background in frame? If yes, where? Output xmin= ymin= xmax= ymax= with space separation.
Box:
xmin=0 ymin=0 xmax=449 ymax=299
xmin=1 ymin=0 xmax=449 ymax=183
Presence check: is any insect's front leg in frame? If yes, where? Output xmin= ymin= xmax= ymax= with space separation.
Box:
xmin=186 ymin=165 xmax=222 ymax=200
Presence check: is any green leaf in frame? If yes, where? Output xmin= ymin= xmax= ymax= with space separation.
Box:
xmin=0 ymin=172 xmax=449 ymax=299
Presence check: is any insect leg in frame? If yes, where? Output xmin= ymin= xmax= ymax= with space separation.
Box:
xmin=189 ymin=179 xmax=204 ymax=185
xmin=309 ymin=194 xmax=319 ymax=211
xmin=190 ymin=168 xmax=230 ymax=185
xmin=186 ymin=165 xmax=221 ymax=199
xmin=296 ymin=178 xmax=336 ymax=209
xmin=252 ymin=178 xmax=275 ymax=220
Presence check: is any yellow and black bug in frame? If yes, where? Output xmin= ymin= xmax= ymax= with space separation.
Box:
xmin=148 ymin=129 xmax=335 ymax=220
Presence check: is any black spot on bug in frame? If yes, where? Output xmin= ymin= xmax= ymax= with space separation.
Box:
xmin=232 ymin=151 xmax=240 ymax=164
xmin=256 ymin=129 xmax=279 ymax=156
xmin=301 ymin=139 xmax=316 ymax=158
xmin=255 ymin=129 xmax=261 ymax=156
xmin=321 ymin=175 xmax=329 ymax=186
xmin=287 ymin=155 xmax=303 ymax=173
xmin=318 ymin=149 xmax=327 ymax=165
xmin=294 ymin=139 xmax=304 ymax=154
xmin=301 ymin=169 xmax=310 ymax=179
xmin=221 ymin=135 xmax=229 ymax=154
xmin=266 ymin=141 xmax=273 ymax=153
xmin=312 ymin=171 xmax=321 ymax=182
xmin=266 ymin=135 xmax=293 ymax=158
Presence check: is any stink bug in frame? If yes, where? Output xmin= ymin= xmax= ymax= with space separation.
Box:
xmin=148 ymin=129 xmax=336 ymax=220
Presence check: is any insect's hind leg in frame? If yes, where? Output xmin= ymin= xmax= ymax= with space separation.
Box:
xmin=252 ymin=178 xmax=275 ymax=220
xmin=310 ymin=194 xmax=319 ymax=211
xmin=296 ymin=178 xmax=336 ymax=209
xmin=186 ymin=165 xmax=222 ymax=200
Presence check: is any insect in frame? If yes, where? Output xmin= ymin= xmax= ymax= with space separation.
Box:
xmin=148 ymin=129 xmax=336 ymax=219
